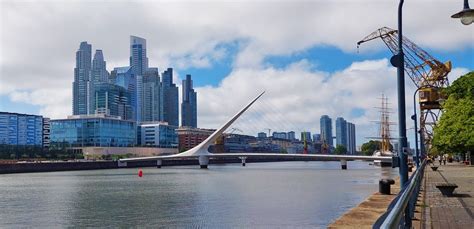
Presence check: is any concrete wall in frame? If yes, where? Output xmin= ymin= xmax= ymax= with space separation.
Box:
xmin=82 ymin=147 xmax=178 ymax=159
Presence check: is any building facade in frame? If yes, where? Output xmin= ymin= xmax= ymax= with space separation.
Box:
xmin=346 ymin=122 xmax=356 ymax=155
xmin=320 ymin=115 xmax=333 ymax=147
xmin=73 ymin=41 xmax=92 ymax=115
xmin=0 ymin=112 xmax=43 ymax=146
xmin=130 ymin=36 xmax=148 ymax=76
xmin=89 ymin=50 xmax=109 ymax=114
xmin=176 ymin=127 xmax=215 ymax=152
xmin=139 ymin=122 xmax=178 ymax=148
xmin=161 ymin=68 xmax=179 ymax=126
xmin=301 ymin=131 xmax=312 ymax=142
xmin=272 ymin=132 xmax=287 ymax=139
xmin=287 ymin=131 xmax=296 ymax=141
xmin=94 ymin=83 xmax=133 ymax=120
xmin=336 ymin=117 xmax=347 ymax=147
xmin=142 ymin=68 xmax=161 ymax=122
xmin=181 ymin=74 xmax=197 ymax=127
xmin=50 ymin=114 xmax=136 ymax=148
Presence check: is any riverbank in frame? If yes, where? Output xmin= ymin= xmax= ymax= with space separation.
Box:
xmin=0 ymin=156 xmax=340 ymax=174
xmin=328 ymin=175 xmax=402 ymax=228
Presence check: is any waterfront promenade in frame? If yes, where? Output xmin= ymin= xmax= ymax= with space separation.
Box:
xmin=421 ymin=163 xmax=474 ymax=229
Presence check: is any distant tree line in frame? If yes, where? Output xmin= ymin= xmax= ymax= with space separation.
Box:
xmin=0 ymin=144 xmax=83 ymax=160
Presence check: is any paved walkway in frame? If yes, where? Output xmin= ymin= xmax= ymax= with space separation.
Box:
xmin=422 ymin=163 xmax=474 ymax=229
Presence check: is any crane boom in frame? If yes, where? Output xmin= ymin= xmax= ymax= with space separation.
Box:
xmin=357 ymin=27 xmax=451 ymax=89
xmin=357 ymin=27 xmax=452 ymax=154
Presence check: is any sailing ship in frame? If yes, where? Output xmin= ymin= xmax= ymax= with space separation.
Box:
xmin=371 ymin=94 xmax=395 ymax=167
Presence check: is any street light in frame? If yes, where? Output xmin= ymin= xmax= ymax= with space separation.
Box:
xmin=411 ymin=88 xmax=422 ymax=168
xmin=451 ymin=0 xmax=474 ymax=25
xmin=390 ymin=0 xmax=409 ymax=187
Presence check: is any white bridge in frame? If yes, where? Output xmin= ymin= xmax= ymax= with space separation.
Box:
xmin=120 ymin=91 xmax=392 ymax=169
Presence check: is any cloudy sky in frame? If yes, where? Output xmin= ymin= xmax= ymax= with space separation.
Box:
xmin=1 ymin=0 xmax=473 ymax=146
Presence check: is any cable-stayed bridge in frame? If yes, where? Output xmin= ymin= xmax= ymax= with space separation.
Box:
xmin=120 ymin=91 xmax=391 ymax=169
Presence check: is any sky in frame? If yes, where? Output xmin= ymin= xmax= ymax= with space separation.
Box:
xmin=0 ymin=0 xmax=473 ymax=147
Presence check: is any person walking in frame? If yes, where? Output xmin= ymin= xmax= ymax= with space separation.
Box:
xmin=443 ymin=155 xmax=447 ymax=165
xmin=438 ymin=155 xmax=442 ymax=165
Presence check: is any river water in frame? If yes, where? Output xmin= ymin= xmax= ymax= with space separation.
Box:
xmin=0 ymin=161 xmax=397 ymax=228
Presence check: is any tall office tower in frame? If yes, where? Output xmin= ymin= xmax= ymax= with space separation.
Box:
xmin=129 ymin=36 xmax=148 ymax=122
xmin=130 ymin=36 xmax=148 ymax=76
xmin=94 ymin=84 xmax=133 ymax=120
xmin=89 ymin=50 xmax=109 ymax=114
xmin=320 ymin=115 xmax=333 ymax=147
xmin=181 ymin=74 xmax=197 ymax=127
xmin=161 ymin=68 xmax=179 ymax=126
xmin=111 ymin=66 xmax=137 ymax=120
xmin=336 ymin=117 xmax=348 ymax=148
xmin=346 ymin=122 xmax=356 ymax=155
xmin=142 ymin=68 xmax=161 ymax=122
xmin=73 ymin=41 xmax=92 ymax=115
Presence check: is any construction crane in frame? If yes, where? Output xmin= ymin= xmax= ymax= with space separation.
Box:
xmin=357 ymin=27 xmax=451 ymax=153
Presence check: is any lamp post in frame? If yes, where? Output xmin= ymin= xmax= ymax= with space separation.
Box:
xmin=390 ymin=0 xmax=409 ymax=187
xmin=452 ymin=0 xmax=474 ymax=25
xmin=411 ymin=88 xmax=422 ymax=168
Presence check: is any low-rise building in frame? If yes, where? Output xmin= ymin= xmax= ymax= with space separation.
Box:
xmin=50 ymin=114 xmax=136 ymax=148
xmin=0 ymin=112 xmax=43 ymax=146
xmin=176 ymin=127 xmax=215 ymax=152
xmin=138 ymin=122 xmax=178 ymax=148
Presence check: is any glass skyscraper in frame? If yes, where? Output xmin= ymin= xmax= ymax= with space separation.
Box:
xmin=346 ymin=122 xmax=356 ymax=155
xmin=336 ymin=117 xmax=347 ymax=147
xmin=89 ymin=50 xmax=109 ymax=114
xmin=142 ymin=68 xmax=161 ymax=122
xmin=94 ymin=84 xmax=133 ymax=120
xmin=130 ymin=36 xmax=148 ymax=76
xmin=320 ymin=115 xmax=333 ymax=147
xmin=161 ymin=68 xmax=179 ymax=126
xmin=73 ymin=41 xmax=92 ymax=115
xmin=181 ymin=74 xmax=197 ymax=127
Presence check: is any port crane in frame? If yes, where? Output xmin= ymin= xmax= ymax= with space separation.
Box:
xmin=357 ymin=27 xmax=451 ymax=153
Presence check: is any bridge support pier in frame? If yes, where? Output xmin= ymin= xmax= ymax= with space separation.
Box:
xmin=239 ymin=157 xmax=247 ymax=166
xmin=199 ymin=156 xmax=209 ymax=169
xmin=341 ymin=159 xmax=347 ymax=170
xmin=157 ymin=159 xmax=162 ymax=168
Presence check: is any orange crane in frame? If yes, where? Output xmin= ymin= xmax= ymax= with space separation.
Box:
xmin=357 ymin=27 xmax=451 ymax=153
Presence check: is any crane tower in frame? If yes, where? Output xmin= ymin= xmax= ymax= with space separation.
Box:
xmin=357 ymin=27 xmax=451 ymax=154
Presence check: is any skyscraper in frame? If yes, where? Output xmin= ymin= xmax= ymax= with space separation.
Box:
xmin=130 ymin=36 xmax=148 ymax=76
xmin=320 ymin=115 xmax=333 ymax=147
xmin=94 ymin=84 xmax=133 ymax=120
xmin=161 ymin=68 xmax=179 ymax=126
xmin=89 ymin=50 xmax=109 ymax=114
xmin=73 ymin=41 xmax=92 ymax=115
xmin=111 ymin=66 xmax=137 ymax=120
xmin=346 ymin=122 xmax=356 ymax=155
xmin=129 ymin=36 xmax=148 ymax=123
xmin=142 ymin=68 xmax=161 ymax=122
xmin=181 ymin=74 xmax=197 ymax=127
xmin=336 ymin=117 xmax=347 ymax=147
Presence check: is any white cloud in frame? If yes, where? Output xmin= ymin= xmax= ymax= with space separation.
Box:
xmin=0 ymin=0 xmax=472 ymax=146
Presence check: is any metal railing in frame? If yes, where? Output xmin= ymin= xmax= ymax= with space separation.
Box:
xmin=373 ymin=160 xmax=427 ymax=228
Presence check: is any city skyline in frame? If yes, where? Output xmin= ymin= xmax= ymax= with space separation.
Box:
xmin=1 ymin=1 xmax=473 ymax=146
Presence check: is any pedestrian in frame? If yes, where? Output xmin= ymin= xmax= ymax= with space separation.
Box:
xmin=443 ymin=155 xmax=446 ymax=165
xmin=438 ymin=155 xmax=442 ymax=165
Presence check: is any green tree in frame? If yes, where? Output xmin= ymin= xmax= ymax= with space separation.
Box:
xmin=433 ymin=71 xmax=474 ymax=156
xmin=361 ymin=140 xmax=394 ymax=156
xmin=334 ymin=144 xmax=347 ymax=155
